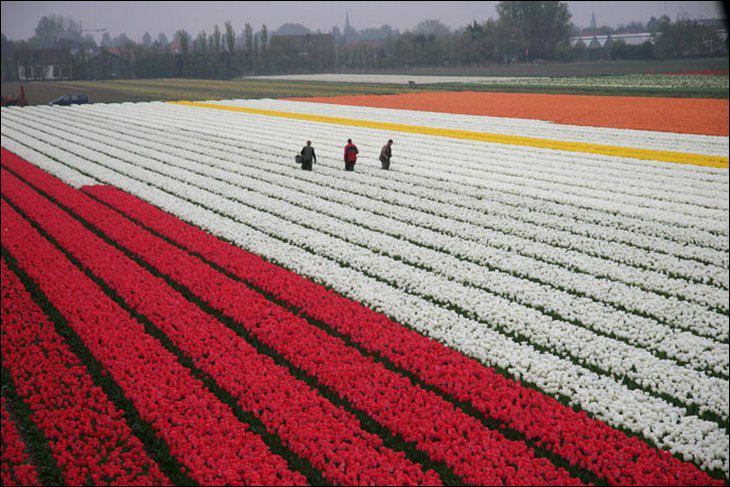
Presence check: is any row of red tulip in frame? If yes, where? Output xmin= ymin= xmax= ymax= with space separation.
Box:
xmin=75 ymin=173 xmax=723 ymax=485
xmin=1 ymin=148 xmax=721 ymax=485
xmin=1 ymin=397 xmax=41 ymax=486
xmin=0 ymin=197 xmax=307 ymax=486
xmin=1 ymin=260 xmax=168 ymax=486
xmin=2 ymin=152 xmax=579 ymax=485
xmin=0 ymin=167 xmax=438 ymax=486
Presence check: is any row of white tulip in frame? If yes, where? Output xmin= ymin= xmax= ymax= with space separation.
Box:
xmin=87 ymin=102 xmax=730 ymax=253
xmin=84 ymin=101 xmax=727 ymax=248
xmin=16 ymin=104 xmax=730 ymax=351
xmin=216 ymin=100 xmax=730 ymax=218
xmin=65 ymin=103 xmax=730 ymax=307
xmin=80 ymin=103 xmax=730 ymax=264
xmin=26 ymin=105 xmax=730 ymax=375
xmin=1 ymin=112 xmax=727 ymax=475
xmin=0 ymin=133 xmax=96 ymax=188
xmin=100 ymin=103 xmax=730 ymax=264
xmin=168 ymin=101 xmax=730 ymax=240
xmin=4 ymin=106 xmax=727 ymax=354
xmin=119 ymin=102 xmax=730 ymax=274
xmin=502 ymin=74 xmax=729 ymax=90
xmin=2 ymin=111 xmax=728 ymax=426
xmin=5 ymin=105 xmax=728 ymax=338
xmin=40 ymin=103 xmax=730 ymax=285
xmin=221 ymin=98 xmax=730 ymax=160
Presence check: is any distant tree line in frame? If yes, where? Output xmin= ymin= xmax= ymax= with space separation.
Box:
xmin=574 ymin=15 xmax=728 ymax=62
xmin=2 ymin=1 xmax=727 ymax=82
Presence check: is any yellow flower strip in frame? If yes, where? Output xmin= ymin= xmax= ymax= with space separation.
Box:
xmin=170 ymin=101 xmax=729 ymax=169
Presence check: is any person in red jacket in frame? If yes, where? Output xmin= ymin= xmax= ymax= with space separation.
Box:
xmin=344 ymin=139 xmax=359 ymax=171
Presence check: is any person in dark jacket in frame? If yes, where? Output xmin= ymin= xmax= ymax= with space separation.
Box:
xmin=379 ymin=139 xmax=393 ymax=170
xmin=344 ymin=139 xmax=359 ymax=171
xmin=300 ymin=141 xmax=316 ymax=170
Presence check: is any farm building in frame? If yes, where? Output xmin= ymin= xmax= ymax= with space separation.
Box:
xmin=16 ymin=48 xmax=74 ymax=81
xmin=609 ymin=32 xmax=654 ymax=45
xmin=570 ymin=31 xmax=655 ymax=49
xmin=570 ymin=34 xmax=608 ymax=49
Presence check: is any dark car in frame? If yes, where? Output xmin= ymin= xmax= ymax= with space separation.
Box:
xmin=49 ymin=94 xmax=91 ymax=106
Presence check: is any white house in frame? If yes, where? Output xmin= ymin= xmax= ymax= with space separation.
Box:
xmin=16 ymin=48 xmax=74 ymax=81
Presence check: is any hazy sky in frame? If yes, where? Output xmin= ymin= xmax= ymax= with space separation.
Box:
xmin=2 ymin=1 xmax=726 ymax=42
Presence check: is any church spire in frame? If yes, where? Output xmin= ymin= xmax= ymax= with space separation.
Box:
xmin=343 ymin=11 xmax=356 ymax=41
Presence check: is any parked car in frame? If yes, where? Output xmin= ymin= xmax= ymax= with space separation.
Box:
xmin=49 ymin=94 xmax=91 ymax=106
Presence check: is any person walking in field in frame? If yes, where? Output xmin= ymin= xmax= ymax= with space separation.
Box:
xmin=379 ymin=139 xmax=393 ymax=170
xmin=300 ymin=140 xmax=316 ymax=171
xmin=344 ymin=139 xmax=359 ymax=171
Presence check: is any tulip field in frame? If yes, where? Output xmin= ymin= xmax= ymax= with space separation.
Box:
xmin=251 ymin=73 xmax=729 ymax=93
xmin=1 ymin=91 xmax=728 ymax=486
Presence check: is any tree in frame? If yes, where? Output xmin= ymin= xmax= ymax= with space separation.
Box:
xmin=610 ymin=39 xmax=654 ymax=60
xmin=493 ymin=10 xmax=527 ymax=62
xmin=647 ymin=16 xmax=661 ymax=33
xmin=2 ymin=33 xmax=18 ymax=81
xmin=244 ymin=23 xmax=254 ymax=51
xmin=252 ymin=34 xmax=259 ymax=71
xmin=212 ymin=25 xmax=222 ymax=54
xmin=157 ymin=32 xmax=169 ymax=46
xmin=495 ymin=1 xmax=572 ymax=61
xmin=460 ymin=19 xmax=497 ymax=64
xmin=413 ymin=19 xmax=451 ymax=38
xmin=180 ymin=30 xmax=190 ymax=54
xmin=589 ymin=25 xmax=614 ymax=35
xmin=267 ymin=36 xmax=299 ymax=73
xmin=260 ymin=24 xmax=268 ymax=72
xmin=223 ymin=21 xmax=236 ymax=77
xmin=142 ymin=32 xmax=152 ymax=48
xmin=30 ymin=14 xmax=84 ymax=47
xmin=461 ymin=20 xmax=483 ymax=63
xmin=652 ymin=15 xmax=725 ymax=58
xmin=260 ymin=24 xmax=268 ymax=51
xmin=194 ymin=30 xmax=208 ymax=53
xmin=101 ymin=31 xmax=112 ymax=48
xmin=113 ymin=33 xmax=135 ymax=48
xmin=615 ymin=21 xmax=645 ymax=34
xmin=224 ymin=21 xmax=235 ymax=53
xmin=173 ymin=29 xmax=190 ymax=75
xmin=359 ymin=25 xmax=397 ymax=42
xmin=331 ymin=25 xmax=342 ymax=44
xmin=274 ymin=23 xmax=311 ymax=36
xmin=242 ymin=23 xmax=254 ymax=72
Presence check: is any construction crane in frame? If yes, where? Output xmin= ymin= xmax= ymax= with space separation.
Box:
xmin=80 ymin=27 xmax=107 ymax=49
xmin=79 ymin=22 xmax=107 ymax=34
